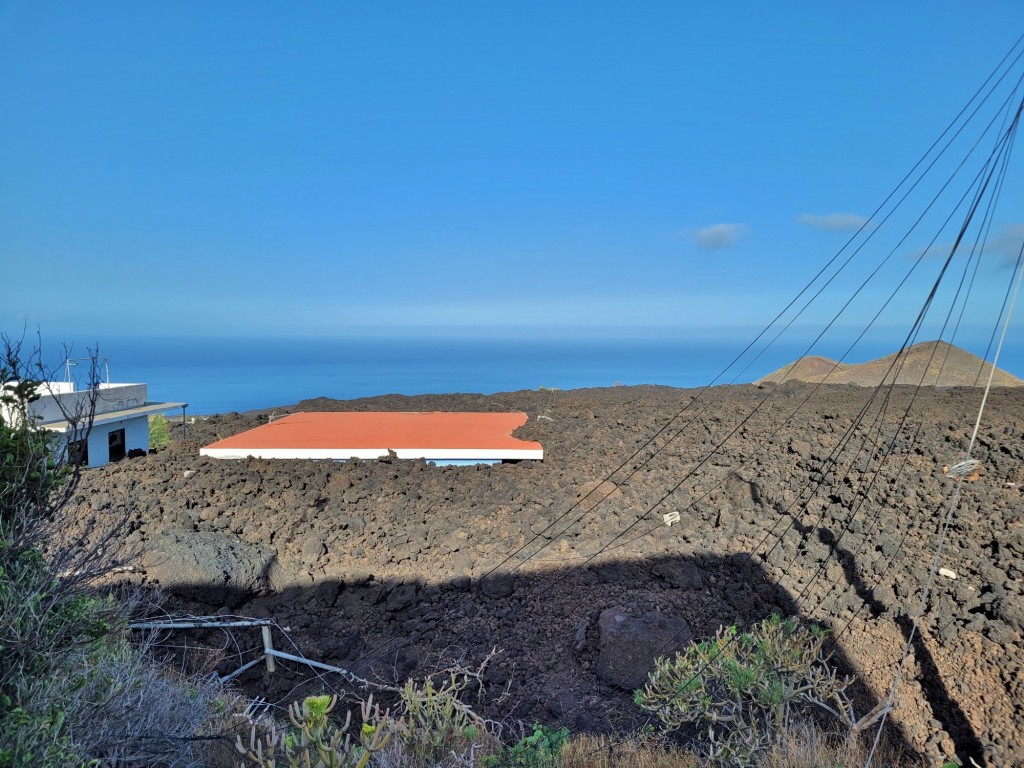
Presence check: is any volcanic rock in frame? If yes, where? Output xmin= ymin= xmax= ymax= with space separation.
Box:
xmin=595 ymin=609 xmax=691 ymax=689
xmin=142 ymin=530 xmax=280 ymax=606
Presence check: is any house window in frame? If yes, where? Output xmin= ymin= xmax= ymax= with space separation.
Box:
xmin=108 ymin=428 xmax=126 ymax=463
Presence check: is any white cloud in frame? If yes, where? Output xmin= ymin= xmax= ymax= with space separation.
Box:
xmin=987 ymin=223 xmax=1024 ymax=265
xmin=693 ymin=223 xmax=749 ymax=250
xmin=907 ymin=224 xmax=1024 ymax=265
xmin=796 ymin=212 xmax=867 ymax=231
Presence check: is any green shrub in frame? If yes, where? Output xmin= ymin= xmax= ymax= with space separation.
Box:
xmin=398 ymin=670 xmax=497 ymax=764
xmin=0 ymin=346 xmax=90 ymax=767
xmin=149 ymin=414 xmax=170 ymax=450
xmin=489 ymin=723 xmax=571 ymax=767
xmin=1 ymin=340 xmax=228 ymax=767
xmin=236 ymin=693 xmax=394 ymax=768
xmin=634 ymin=614 xmax=858 ymax=766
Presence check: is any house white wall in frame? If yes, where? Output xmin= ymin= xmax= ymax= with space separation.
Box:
xmin=70 ymin=415 xmax=150 ymax=468
xmin=31 ymin=383 xmax=147 ymax=423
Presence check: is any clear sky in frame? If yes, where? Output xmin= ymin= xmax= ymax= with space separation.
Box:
xmin=2 ymin=2 xmax=1023 ymax=350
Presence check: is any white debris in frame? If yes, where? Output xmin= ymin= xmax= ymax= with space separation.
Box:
xmin=944 ymin=459 xmax=982 ymax=478
xmin=938 ymin=567 xmax=958 ymax=580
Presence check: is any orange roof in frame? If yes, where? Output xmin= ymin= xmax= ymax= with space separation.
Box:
xmin=200 ymin=412 xmax=543 ymax=461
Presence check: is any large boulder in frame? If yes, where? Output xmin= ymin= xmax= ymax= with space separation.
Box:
xmin=595 ymin=609 xmax=691 ymax=689
xmin=142 ymin=530 xmax=281 ymax=607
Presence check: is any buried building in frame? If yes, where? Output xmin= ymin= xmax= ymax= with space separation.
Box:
xmin=200 ymin=411 xmax=543 ymax=464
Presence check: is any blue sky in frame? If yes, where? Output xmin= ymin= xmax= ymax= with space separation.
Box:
xmin=2 ymin=3 xmax=1024 ymax=353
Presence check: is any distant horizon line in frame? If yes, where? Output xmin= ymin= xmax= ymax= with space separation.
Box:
xmin=16 ymin=323 xmax=1018 ymax=344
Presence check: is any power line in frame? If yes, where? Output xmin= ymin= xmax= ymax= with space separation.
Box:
xmin=345 ymin=37 xmax=1024 ymax=674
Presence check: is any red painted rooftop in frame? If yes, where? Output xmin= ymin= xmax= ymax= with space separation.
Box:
xmin=200 ymin=412 xmax=543 ymax=461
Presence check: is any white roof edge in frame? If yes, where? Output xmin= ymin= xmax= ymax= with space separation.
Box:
xmin=42 ymin=402 xmax=188 ymax=433
xmin=200 ymin=447 xmax=543 ymax=461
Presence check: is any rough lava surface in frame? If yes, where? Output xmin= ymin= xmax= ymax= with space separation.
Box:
xmin=64 ymin=384 xmax=1024 ymax=765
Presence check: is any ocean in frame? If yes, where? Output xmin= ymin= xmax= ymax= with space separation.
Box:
xmin=39 ymin=333 xmax=1024 ymax=415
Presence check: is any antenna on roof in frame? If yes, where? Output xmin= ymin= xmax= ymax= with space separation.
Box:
xmin=64 ymin=357 xmax=110 ymax=386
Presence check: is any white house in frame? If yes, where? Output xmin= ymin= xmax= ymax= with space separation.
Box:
xmin=3 ymin=378 xmax=186 ymax=468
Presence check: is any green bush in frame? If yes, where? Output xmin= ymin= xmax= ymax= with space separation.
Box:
xmin=0 ymin=344 xmax=87 ymax=767
xmin=1 ymin=339 xmax=226 ymax=767
xmin=634 ymin=614 xmax=858 ymax=766
xmin=236 ymin=693 xmax=394 ymax=768
xmin=397 ymin=669 xmax=498 ymax=764
xmin=489 ymin=723 xmax=571 ymax=767
xmin=149 ymin=414 xmax=170 ymax=450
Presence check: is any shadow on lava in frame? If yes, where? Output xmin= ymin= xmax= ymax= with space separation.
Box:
xmin=139 ymin=549 xmax=921 ymax=758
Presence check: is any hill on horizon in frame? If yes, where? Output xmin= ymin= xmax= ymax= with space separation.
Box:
xmin=756 ymin=340 xmax=1024 ymax=388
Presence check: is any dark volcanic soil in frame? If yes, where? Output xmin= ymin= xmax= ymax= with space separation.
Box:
xmin=64 ymin=384 xmax=1024 ymax=765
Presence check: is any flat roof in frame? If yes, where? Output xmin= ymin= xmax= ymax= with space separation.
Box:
xmin=200 ymin=411 xmax=544 ymax=461
xmin=42 ymin=402 xmax=188 ymax=433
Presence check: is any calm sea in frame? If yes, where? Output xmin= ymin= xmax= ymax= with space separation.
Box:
xmin=40 ymin=334 xmax=1024 ymax=415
